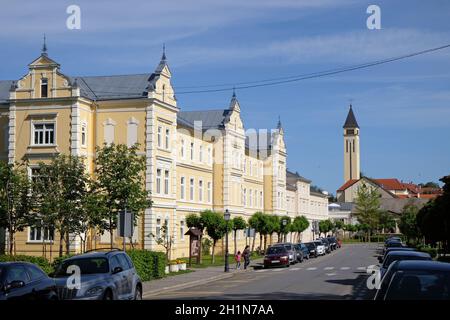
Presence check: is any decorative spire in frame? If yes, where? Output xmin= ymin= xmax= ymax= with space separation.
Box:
xmin=162 ymin=43 xmax=166 ymax=61
xmin=277 ymin=115 xmax=282 ymax=130
xmin=343 ymin=104 xmax=359 ymax=128
xmin=229 ymin=87 xmax=240 ymax=111
xmin=232 ymin=86 xmax=236 ymax=98
xmin=42 ymin=34 xmax=48 ymax=56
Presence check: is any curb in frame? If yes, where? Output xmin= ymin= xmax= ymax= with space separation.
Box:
xmin=142 ymin=272 xmax=234 ymax=298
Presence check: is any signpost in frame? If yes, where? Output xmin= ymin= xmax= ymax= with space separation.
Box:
xmin=185 ymin=228 xmax=202 ymax=266
xmin=118 ymin=209 xmax=134 ymax=251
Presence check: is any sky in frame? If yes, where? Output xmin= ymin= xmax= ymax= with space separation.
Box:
xmin=1 ymin=0 xmax=449 ymax=194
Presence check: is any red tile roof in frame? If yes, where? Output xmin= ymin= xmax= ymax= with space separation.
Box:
xmin=373 ymin=179 xmax=406 ymax=191
xmin=337 ymin=179 xmax=358 ymax=191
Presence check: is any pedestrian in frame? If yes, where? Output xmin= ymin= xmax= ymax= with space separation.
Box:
xmin=242 ymin=245 xmax=251 ymax=269
xmin=235 ymin=251 xmax=242 ymax=270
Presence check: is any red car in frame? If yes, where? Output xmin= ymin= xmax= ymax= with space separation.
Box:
xmin=263 ymin=246 xmax=290 ymax=268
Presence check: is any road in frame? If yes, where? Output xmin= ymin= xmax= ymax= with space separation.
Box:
xmin=146 ymin=243 xmax=380 ymax=300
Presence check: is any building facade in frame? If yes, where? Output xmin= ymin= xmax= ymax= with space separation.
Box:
xmin=0 ymin=47 xmax=327 ymax=259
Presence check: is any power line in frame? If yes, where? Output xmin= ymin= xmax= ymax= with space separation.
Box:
xmin=173 ymin=43 xmax=450 ymax=94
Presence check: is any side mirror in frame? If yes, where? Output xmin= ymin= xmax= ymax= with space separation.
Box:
xmin=112 ymin=266 xmax=123 ymax=274
xmin=6 ymin=280 xmax=25 ymax=291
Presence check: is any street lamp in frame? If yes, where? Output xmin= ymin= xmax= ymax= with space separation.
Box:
xmin=224 ymin=209 xmax=231 ymax=272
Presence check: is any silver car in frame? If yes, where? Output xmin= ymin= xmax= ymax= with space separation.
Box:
xmin=273 ymin=243 xmax=298 ymax=264
xmin=52 ymin=250 xmax=142 ymax=300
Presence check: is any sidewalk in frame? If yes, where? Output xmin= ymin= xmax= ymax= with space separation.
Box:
xmin=142 ymin=259 xmax=263 ymax=298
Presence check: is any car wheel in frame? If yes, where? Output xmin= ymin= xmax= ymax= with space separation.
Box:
xmin=134 ymin=285 xmax=142 ymax=300
xmin=103 ymin=290 xmax=113 ymax=300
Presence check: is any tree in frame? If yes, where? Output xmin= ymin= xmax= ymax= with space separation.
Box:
xmin=0 ymin=162 xmax=36 ymax=255
xmin=378 ymin=211 xmax=396 ymax=234
xmin=319 ymin=219 xmax=333 ymax=236
xmin=231 ymin=216 xmax=247 ymax=254
xmin=419 ymin=182 xmax=440 ymax=189
xmin=35 ymin=155 xmax=91 ymax=256
xmin=399 ymin=204 xmax=420 ymax=245
xmin=278 ymin=216 xmax=291 ymax=243
xmin=353 ymin=183 xmax=382 ymax=242
xmin=248 ymin=212 xmax=265 ymax=252
xmin=266 ymin=215 xmax=280 ymax=249
xmin=94 ymin=143 xmax=150 ymax=249
xmin=291 ymin=216 xmax=310 ymax=242
xmin=149 ymin=223 xmax=173 ymax=263
xmin=200 ymin=210 xmax=226 ymax=264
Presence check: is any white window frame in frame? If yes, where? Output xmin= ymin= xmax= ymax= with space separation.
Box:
xmin=207 ymin=147 xmax=211 ymax=165
xmin=199 ymin=145 xmax=203 ymax=163
xmin=190 ymin=142 xmax=194 ymax=161
xmin=28 ymin=225 xmax=54 ymax=243
xmin=156 ymin=169 xmax=162 ymax=194
xmin=156 ymin=217 xmax=162 ymax=238
xmin=81 ymin=122 xmax=87 ymax=147
xmin=198 ymin=179 xmax=203 ymax=202
xmin=249 ymin=189 xmax=252 ymax=207
xmin=207 ymin=181 xmax=212 ymax=203
xmin=189 ymin=178 xmax=194 ymax=201
xmin=164 ymin=170 xmax=169 ymax=195
xmin=180 ymin=139 xmax=185 ymax=159
xmin=31 ymin=121 xmax=56 ymax=146
xmin=157 ymin=126 xmax=162 ymax=147
xmin=165 ymin=127 xmax=170 ymax=149
xmin=180 ymin=176 xmax=185 ymax=200
xmin=180 ymin=220 xmax=185 ymax=241
xmin=243 ymin=188 xmax=247 ymax=206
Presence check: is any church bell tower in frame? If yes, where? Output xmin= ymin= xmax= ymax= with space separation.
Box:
xmin=343 ymin=105 xmax=360 ymax=182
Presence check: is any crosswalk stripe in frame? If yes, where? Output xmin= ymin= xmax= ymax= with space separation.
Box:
xmin=255 ymin=269 xmax=268 ymax=273
xmin=324 ymin=267 xmax=334 ymax=270
xmin=307 ymin=267 xmax=317 ymax=270
xmin=273 ymin=268 xmax=285 ymax=272
xmin=326 ymin=273 xmax=337 ymax=276
xmin=290 ymin=268 xmax=300 ymax=271
xmin=340 ymin=267 xmax=350 ymax=270
xmin=357 ymin=267 xmax=367 ymax=270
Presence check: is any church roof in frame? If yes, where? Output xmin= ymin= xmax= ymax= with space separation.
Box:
xmin=177 ymin=109 xmax=231 ymax=130
xmin=0 ymin=80 xmax=14 ymax=104
xmin=343 ymin=105 xmax=359 ymax=128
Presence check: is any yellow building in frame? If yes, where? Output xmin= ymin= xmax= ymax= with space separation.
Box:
xmin=0 ymin=45 xmax=328 ymax=259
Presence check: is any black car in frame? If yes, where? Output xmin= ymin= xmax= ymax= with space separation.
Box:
xmin=52 ymin=250 xmax=142 ymax=300
xmin=375 ymin=260 xmax=450 ymax=300
xmin=327 ymin=237 xmax=338 ymax=250
xmin=0 ymin=262 xmax=57 ymax=300
xmin=304 ymin=242 xmax=318 ymax=258
xmin=378 ymin=247 xmax=416 ymax=263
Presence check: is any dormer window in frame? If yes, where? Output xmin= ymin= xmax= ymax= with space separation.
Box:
xmin=41 ymin=78 xmax=48 ymax=98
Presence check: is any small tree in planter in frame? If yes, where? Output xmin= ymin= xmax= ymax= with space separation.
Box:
xmin=148 ymin=224 xmax=174 ymax=268
xmin=231 ymin=216 xmax=247 ymax=255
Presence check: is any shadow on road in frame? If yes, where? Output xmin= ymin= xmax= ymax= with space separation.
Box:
xmin=326 ymin=273 xmax=375 ymax=300
xmin=166 ymin=291 xmax=354 ymax=300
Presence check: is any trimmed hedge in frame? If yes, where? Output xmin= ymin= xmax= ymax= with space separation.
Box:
xmin=0 ymin=255 xmax=53 ymax=274
xmin=126 ymin=249 xmax=166 ymax=281
xmin=416 ymin=244 xmax=438 ymax=258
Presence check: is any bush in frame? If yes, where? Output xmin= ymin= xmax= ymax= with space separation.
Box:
xmin=416 ymin=244 xmax=438 ymax=258
xmin=51 ymin=254 xmax=75 ymax=271
xmin=0 ymin=255 xmax=53 ymax=274
xmin=126 ymin=249 xmax=166 ymax=282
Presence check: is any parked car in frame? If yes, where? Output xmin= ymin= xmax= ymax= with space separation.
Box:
xmin=304 ymin=242 xmax=318 ymax=258
xmin=263 ymin=246 xmax=290 ymax=268
xmin=52 ymin=250 xmax=142 ymax=300
xmin=297 ymin=243 xmax=310 ymax=260
xmin=383 ymin=240 xmax=404 ymax=254
xmin=293 ymin=244 xmax=305 ymax=263
xmin=327 ymin=237 xmax=338 ymax=250
xmin=379 ymin=251 xmax=432 ymax=278
xmin=385 ymin=236 xmax=401 ymax=244
xmin=271 ymin=243 xmax=298 ymax=264
xmin=313 ymin=241 xmax=326 ymax=256
xmin=374 ymin=260 xmax=450 ymax=300
xmin=318 ymin=238 xmax=331 ymax=254
xmin=0 ymin=262 xmax=58 ymax=301
xmin=378 ymin=247 xmax=416 ymax=263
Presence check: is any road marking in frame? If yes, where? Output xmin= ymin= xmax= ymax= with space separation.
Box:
xmin=306 ymin=267 xmax=317 ymax=271
xmin=255 ymin=269 xmax=268 ymax=273
xmin=290 ymin=267 xmax=300 ymax=271
xmin=326 ymin=273 xmax=337 ymax=276
xmin=340 ymin=267 xmax=350 ymax=270
xmin=324 ymin=267 xmax=334 ymax=270
xmin=357 ymin=267 xmax=367 ymax=270
xmin=273 ymin=268 xmax=286 ymax=272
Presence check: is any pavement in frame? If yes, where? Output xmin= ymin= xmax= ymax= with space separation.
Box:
xmin=142 ymin=259 xmax=262 ymax=299
xmin=143 ymin=243 xmax=380 ymax=300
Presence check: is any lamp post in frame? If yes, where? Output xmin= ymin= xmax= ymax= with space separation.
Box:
xmin=224 ymin=209 xmax=231 ymax=272
xmin=282 ymin=219 xmax=287 ymax=243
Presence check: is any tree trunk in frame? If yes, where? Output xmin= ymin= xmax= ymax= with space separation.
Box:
xmin=109 ymin=217 xmax=114 ymax=249
xmin=259 ymin=234 xmax=263 ymax=251
xmin=264 ymin=235 xmax=267 ymax=251
xmin=234 ymin=230 xmax=237 ymax=255
xmin=9 ymin=231 xmax=14 ymax=256
xmin=65 ymin=230 xmax=70 ymax=255
xmin=251 ymin=234 xmax=256 ymax=253
xmin=59 ymin=232 xmax=64 ymax=257
xmin=211 ymin=240 xmax=216 ymax=264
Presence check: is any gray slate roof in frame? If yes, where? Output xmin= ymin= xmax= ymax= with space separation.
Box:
xmin=70 ymin=74 xmax=151 ymax=101
xmin=0 ymin=80 xmax=14 ymax=104
xmin=177 ymin=109 xmax=231 ymax=130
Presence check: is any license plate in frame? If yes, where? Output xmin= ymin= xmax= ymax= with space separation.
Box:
xmin=271 ymin=260 xmax=280 ymax=263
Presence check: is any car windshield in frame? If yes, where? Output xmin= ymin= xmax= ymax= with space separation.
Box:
xmin=383 ymin=255 xmax=430 ymax=268
xmin=386 ymin=270 xmax=450 ymax=300
xmin=267 ymin=247 xmax=287 ymax=255
xmin=305 ymin=243 xmax=315 ymax=249
xmin=53 ymin=257 xmax=109 ymax=277
xmin=314 ymin=242 xmax=322 ymax=246
xmin=283 ymin=245 xmax=292 ymax=251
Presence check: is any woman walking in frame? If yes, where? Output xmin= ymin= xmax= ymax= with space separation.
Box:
xmin=242 ymin=245 xmax=251 ymax=269
xmin=235 ymin=251 xmax=242 ymax=270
